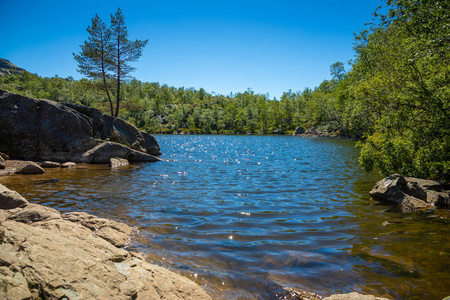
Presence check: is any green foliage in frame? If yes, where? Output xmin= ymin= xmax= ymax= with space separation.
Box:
xmin=1 ymin=1 xmax=448 ymax=181
xmin=73 ymin=8 xmax=148 ymax=117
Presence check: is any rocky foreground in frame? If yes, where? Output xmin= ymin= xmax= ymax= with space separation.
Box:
xmin=0 ymin=184 xmax=212 ymax=300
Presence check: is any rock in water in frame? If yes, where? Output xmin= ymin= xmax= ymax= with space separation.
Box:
xmin=110 ymin=157 xmax=129 ymax=168
xmin=40 ymin=161 xmax=61 ymax=168
xmin=324 ymin=292 xmax=390 ymax=300
xmin=15 ymin=162 xmax=45 ymax=174
xmin=61 ymin=162 xmax=77 ymax=168
xmin=370 ymin=174 xmax=450 ymax=210
xmin=0 ymin=89 xmax=161 ymax=162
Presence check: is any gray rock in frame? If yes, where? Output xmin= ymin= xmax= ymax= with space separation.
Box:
xmin=0 ymin=184 xmax=29 ymax=209
xmin=0 ymin=90 xmax=162 ymax=163
xmin=60 ymin=162 xmax=76 ymax=168
xmin=40 ymin=161 xmax=61 ymax=168
xmin=80 ymin=141 xmax=160 ymax=163
xmin=0 ymin=156 xmax=4 ymax=169
xmin=370 ymin=174 xmax=450 ymax=210
xmin=15 ymin=162 xmax=45 ymax=174
xmin=0 ymin=152 xmax=9 ymax=160
xmin=110 ymin=157 xmax=129 ymax=168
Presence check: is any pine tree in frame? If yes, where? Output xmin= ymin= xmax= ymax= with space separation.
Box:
xmin=109 ymin=8 xmax=148 ymax=117
xmin=74 ymin=8 xmax=148 ymax=117
xmin=73 ymin=15 xmax=114 ymax=116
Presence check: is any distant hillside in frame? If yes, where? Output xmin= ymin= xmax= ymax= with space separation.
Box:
xmin=0 ymin=58 xmax=26 ymax=76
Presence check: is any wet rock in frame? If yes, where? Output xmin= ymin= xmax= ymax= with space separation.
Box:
xmin=14 ymin=161 xmax=45 ymax=174
xmin=0 ymin=184 xmax=28 ymax=209
xmin=370 ymin=174 xmax=450 ymax=210
xmin=324 ymin=292 xmax=390 ymax=300
xmin=110 ymin=157 xmax=129 ymax=168
xmin=40 ymin=161 xmax=61 ymax=168
xmin=0 ymin=185 xmax=211 ymax=300
xmin=61 ymin=162 xmax=76 ymax=168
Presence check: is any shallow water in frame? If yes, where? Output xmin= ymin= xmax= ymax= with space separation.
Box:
xmin=2 ymin=135 xmax=450 ymax=299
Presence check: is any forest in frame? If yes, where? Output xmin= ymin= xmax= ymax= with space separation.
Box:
xmin=1 ymin=0 xmax=448 ymax=181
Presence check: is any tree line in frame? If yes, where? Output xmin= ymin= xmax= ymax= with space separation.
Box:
xmin=1 ymin=0 xmax=448 ymax=181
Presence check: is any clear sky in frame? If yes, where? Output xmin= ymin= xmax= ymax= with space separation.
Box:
xmin=1 ymin=0 xmax=383 ymax=99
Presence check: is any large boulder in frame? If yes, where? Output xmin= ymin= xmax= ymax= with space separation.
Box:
xmin=370 ymin=174 xmax=450 ymax=210
xmin=64 ymin=103 xmax=161 ymax=156
xmin=0 ymin=90 xmax=161 ymax=162
xmin=0 ymin=185 xmax=211 ymax=300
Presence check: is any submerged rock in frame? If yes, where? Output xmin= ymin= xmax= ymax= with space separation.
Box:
xmin=0 ymin=184 xmax=211 ymax=300
xmin=110 ymin=157 xmax=129 ymax=168
xmin=370 ymin=174 xmax=450 ymax=210
xmin=0 ymin=90 xmax=161 ymax=163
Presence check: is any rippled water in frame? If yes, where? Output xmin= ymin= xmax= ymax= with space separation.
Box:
xmin=2 ymin=135 xmax=450 ymax=299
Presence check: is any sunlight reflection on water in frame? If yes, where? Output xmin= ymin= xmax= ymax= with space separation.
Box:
xmin=2 ymin=135 xmax=450 ymax=300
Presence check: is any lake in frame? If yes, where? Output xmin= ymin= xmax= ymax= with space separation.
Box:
xmin=2 ymin=135 xmax=450 ymax=299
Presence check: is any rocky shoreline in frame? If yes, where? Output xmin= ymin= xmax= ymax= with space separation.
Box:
xmin=0 ymin=183 xmax=212 ymax=300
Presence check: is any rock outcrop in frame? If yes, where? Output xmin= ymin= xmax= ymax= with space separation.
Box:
xmin=370 ymin=174 xmax=450 ymax=210
xmin=0 ymin=184 xmax=211 ymax=300
xmin=0 ymin=90 xmax=161 ymax=163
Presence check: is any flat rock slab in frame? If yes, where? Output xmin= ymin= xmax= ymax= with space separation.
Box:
xmin=41 ymin=161 xmax=61 ymax=168
xmin=324 ymin=292 xmax=390 ymax=300
xmin=61 ymin=162 xmax=77 ymax=168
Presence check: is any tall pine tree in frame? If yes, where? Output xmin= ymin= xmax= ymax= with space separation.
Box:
xmin=74 ymin=8 xmax=148 ymax=117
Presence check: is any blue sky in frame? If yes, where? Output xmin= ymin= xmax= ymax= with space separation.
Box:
xmin=1 ymin=0 xmax=383 ymax=99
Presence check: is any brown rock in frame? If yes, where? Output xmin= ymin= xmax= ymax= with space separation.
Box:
xmin=40 ymin=161 xmax=61 ymax=168
xmin=62 ymin=211 xmax=133 ymax=248
xmin=15 ymin=162 xmax=45 ymax=174
xmin=324 ymin=292 xmax=390 ymax=300
xmin=7 ymin=203 xmax=61 ymax=223
xmin=0 ymin=184 xmax=29 ymax=209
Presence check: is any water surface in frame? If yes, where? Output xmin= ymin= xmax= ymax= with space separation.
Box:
xmin=2 ymin=135 xmax=449 ymax=299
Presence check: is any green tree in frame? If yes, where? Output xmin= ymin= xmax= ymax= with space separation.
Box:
xmin=109 ymin=8 xmax=148 ymax=117
xmin=73 ymin=15 xmax=114 ymax=116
